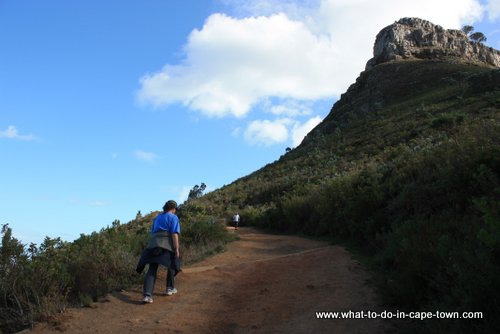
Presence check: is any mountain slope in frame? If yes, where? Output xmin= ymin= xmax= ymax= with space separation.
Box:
xmin=189 ymin=19 xmax=500 ymax=333
xmin=201 ymin=60 xmax=498 ymax=216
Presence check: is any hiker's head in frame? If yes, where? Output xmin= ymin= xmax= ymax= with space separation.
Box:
xmin=163 ymin=200 xmax=177 ymax=212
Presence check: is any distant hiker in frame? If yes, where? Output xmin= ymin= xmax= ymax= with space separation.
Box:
xmin=233 ymin=212 xmax=240 ymax=230
xmin=136 ymin=200 xmax=181 ymax=304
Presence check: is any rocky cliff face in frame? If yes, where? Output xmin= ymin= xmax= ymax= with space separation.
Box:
xmin=366 ymin=17 xmax=500 ymax=69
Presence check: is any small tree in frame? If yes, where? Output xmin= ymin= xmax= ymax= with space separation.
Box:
xmin=188 ymin=182 xmax=207 ymax=200
xmin=469 ymin=32 xmax=487 ymax=43
xmin=112 ymin=219 xmax=121 ymax=228
xmin=461 ymin=25 xmax=474 ymax=35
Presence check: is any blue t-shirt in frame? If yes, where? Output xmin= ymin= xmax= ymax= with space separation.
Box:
xmin=151 ymin=212 xmax=180 ymax=234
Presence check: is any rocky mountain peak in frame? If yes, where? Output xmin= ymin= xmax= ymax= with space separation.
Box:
xmin=366 ymin=17 xmax=500 ymax=69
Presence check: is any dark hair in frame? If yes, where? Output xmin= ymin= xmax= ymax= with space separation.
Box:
xmin=163 ymin=200 xmax=177 ymax=212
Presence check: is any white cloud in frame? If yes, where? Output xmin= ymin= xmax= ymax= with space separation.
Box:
xmin=134 ymin=150 xmax=160 ymax=162
xmin=268 ymin=100 xmax=312 ymax=117
xmin=486 ymin=0 xmax=500 ymax=20
xmin=0 ymin=125 xmax=36 ymax=141
xmin=244 ymin=118 xmax=292 ymax=146
xmin=292 ymin=116 xmax=322 ymax=147
xmin=138 ymin=0 xmax=484 ymax=119
xmin=243 ymin=116 xmax=320 ymax=146
xmin=138 ymin=13 xmax=337 ymax=117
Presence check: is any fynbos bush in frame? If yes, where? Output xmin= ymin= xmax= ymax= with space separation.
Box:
xmin=0 ymin=208 xmax=233 ymax=333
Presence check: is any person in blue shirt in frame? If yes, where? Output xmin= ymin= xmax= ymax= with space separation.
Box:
xmin=137 ymin=200 xmax=181 ymax=303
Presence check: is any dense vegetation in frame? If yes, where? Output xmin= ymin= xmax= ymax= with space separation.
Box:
xmin=189 ymin=61 xmax=500 ymax=333
xmin=0 ymin=208 xmax=232 ymax=333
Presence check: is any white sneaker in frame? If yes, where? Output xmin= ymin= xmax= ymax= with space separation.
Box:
xmin=166 ymin=288 xmax=178 ymax=296
xmin=142 ymin=295 xmax=153 ymax=303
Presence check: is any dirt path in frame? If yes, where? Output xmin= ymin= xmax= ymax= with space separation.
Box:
xmin=31 ymin=228 xmax=393 ymax=333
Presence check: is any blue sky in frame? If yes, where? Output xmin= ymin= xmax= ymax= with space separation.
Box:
xmin=1 ymin=0 xmax=499 ymax=245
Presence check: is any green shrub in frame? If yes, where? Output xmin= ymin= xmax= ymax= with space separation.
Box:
xmin=0 ymin=206 xmax=233 ymax=333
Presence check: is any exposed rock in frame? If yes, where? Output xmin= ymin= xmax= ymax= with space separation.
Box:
xmin=366 ymin=17 xmax=500 ymax=69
